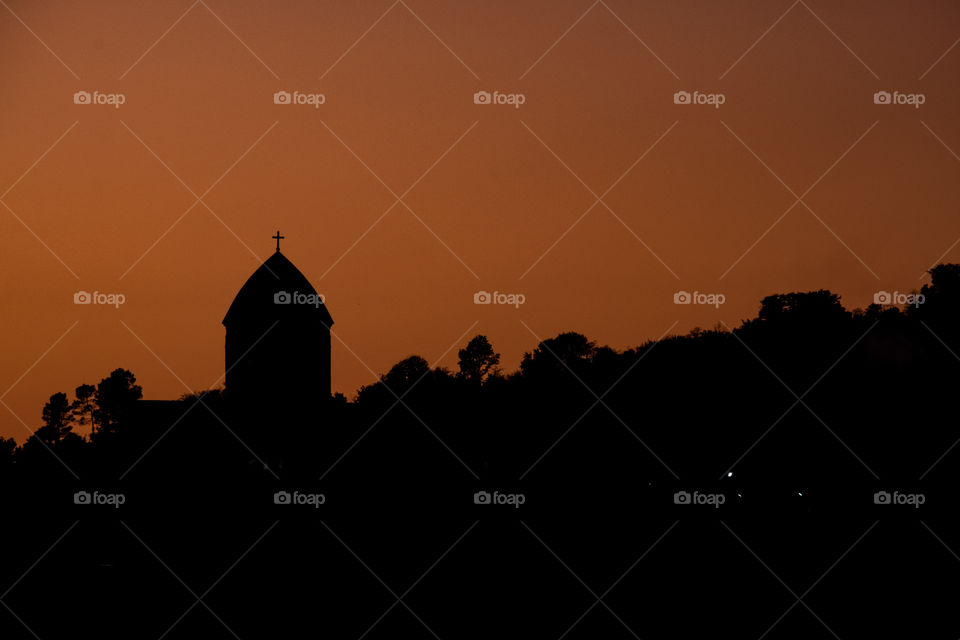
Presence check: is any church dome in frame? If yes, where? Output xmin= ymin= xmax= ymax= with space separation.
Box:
xmin=223 ymin=251 xmax=333 ymax=328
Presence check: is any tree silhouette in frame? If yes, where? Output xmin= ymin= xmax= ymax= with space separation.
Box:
xmin=36 ymin=392 xmax=72 ymax=445
xmin=6 ymin=263 xmax=960 ymax=498
xmin=520 ymin=331 xmax=596 ymax=379
xmin=89 ymin=368 xmax=142 ymax=443
xmin=457 ymin=334 xmax=501 ymax=384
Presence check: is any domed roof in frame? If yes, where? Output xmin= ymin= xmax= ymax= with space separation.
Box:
xmin=223 ymin=251 xmax=333 ymax=327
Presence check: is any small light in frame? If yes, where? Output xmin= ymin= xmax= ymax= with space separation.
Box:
xmin=727 ymin=472 xmax=733 ymax=478
xmin=797 ymin=492 xmax=803 ymax=497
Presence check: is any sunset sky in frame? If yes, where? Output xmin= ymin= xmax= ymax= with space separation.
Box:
xmin=2 ymin=0 xmax=960 ymax=440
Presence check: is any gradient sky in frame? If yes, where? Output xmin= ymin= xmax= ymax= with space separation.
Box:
xmin=2 ymin=0 xmax=960 ymax=440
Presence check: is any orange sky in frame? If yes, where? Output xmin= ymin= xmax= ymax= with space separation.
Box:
xmin=2 ymin=0 xmax=960 ymax=441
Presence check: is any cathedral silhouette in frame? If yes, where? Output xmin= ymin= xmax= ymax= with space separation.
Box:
xmin=133 ymin=232 xmax=334 ymax=454
xmin=223 ymin=232 xmax=334 ymax=412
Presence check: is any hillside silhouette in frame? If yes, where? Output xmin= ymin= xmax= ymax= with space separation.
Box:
xmin=4 ymin=264 xmax=960 ymax=494
xmin=3 ymin=266 xmax=960 ymax=639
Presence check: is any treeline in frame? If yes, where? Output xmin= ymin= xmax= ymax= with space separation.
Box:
xmin=4 ymin=265 xmax=960 ymax=493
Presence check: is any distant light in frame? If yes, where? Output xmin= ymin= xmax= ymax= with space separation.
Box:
xmin=727 ymin=472 xmax=733 ymax=478
xmin=797 ymin=492 xmax=803 ymax=497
